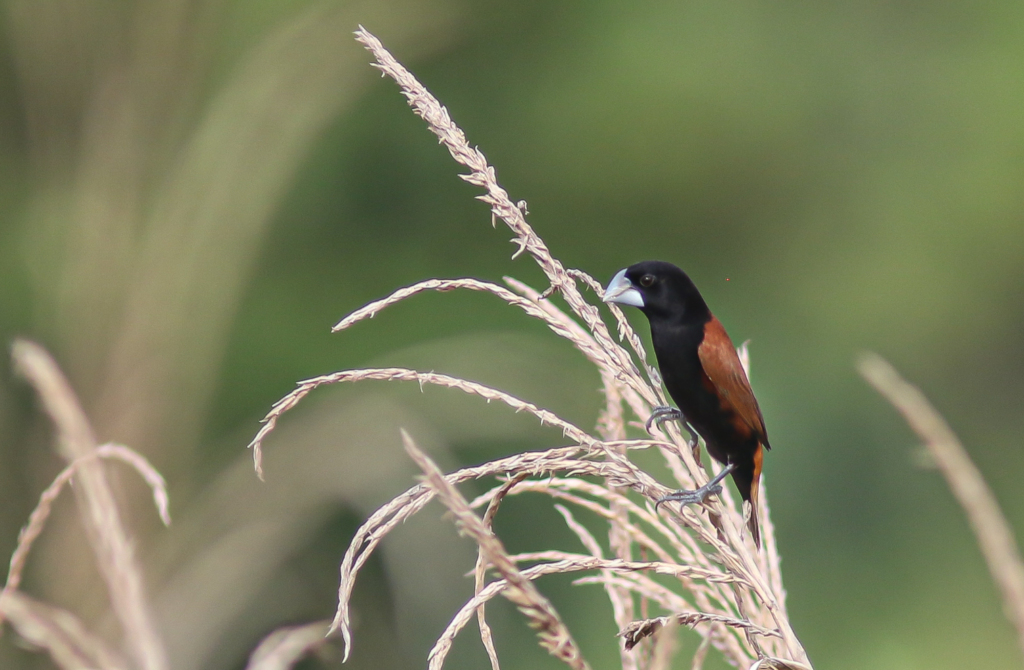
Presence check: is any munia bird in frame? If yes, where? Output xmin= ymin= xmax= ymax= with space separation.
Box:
xmin=604 ymin=260 xmax=770 ymax=546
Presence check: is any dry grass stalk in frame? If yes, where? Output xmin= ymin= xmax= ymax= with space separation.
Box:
xmin=475 ymin=473 xmax=530 ymax=670
xmin=749 ymin=658 xmax=813 ymax=670
xmin=328 ymin=445 xmax=589 ymax=656
xmin=0 ymin=590 xmax=127 ymax=670
xmin=401 ymin=430 xmax=591 ymax=670
xmin=620 ymin=613 xmax=781 ymax=651
xmin=244 ymin=620 xmax=331 ymax=670
xmin=8 ymin=340 xmax=168 ymax=670
xmin=691 ymin=635 xmax=712 ymax=670
xmin=3 ymin=443 xmax=170 ymax=604
xmin=647 ymin=617 xmax=679 ymax=670
xmin=504 ymin=552 xmax=745 ymax=588
xmin=249 ymin=27 xmax=813 ymax=669
xmin=248 ymin=367 xmax=598 ymax=479
xmin=859 ymin=352 xmax=1024 ymax=663
xmin=352 ymin=27 xmax=655 ymax=407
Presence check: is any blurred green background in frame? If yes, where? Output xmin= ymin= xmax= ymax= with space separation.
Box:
xmin=1 ymin=0 xmax=1023 ymax=668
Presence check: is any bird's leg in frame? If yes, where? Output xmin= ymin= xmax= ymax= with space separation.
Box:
xmin=655 ymin=463 xmax=737 ymax=509
xmin=645 ymin=406 xmax=684 ymax=434
xmin=645 ymin=408 xmax=701 ymax=457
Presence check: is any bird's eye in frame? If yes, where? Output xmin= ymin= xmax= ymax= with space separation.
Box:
xmin=639 ymin=274 xmax=656 ymax=288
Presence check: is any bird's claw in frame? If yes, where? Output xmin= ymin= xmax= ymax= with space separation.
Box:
xmin=645 ymin=406 xmax=684 ymax=434
xmin=654 ymin=462 xmax=736 ymax=512
xmin=654 ymin=483 xmax=723 ymax=510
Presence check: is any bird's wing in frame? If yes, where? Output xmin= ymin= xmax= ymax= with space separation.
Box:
xmin=697 ymin=317 xmax=770 ymax=449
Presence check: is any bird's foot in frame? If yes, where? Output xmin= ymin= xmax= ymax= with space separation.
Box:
xmin=655 ymin=463 xmax=736 ymax=511
xmin=645 ymin=406 xmax=684 ymax=434
xmin=656 ymin=483 xmax=723 ymax=508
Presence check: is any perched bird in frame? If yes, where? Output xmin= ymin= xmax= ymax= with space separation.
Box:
xmin=603 ymin=260 xmax=770 ymax=546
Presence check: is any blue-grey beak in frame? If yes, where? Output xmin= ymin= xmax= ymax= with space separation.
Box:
xmin=603 ymin=269 xmax=644 ymax=308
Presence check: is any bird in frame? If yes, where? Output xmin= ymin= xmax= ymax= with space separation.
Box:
xmin=602 ymin=260 xmax=770 ymax=546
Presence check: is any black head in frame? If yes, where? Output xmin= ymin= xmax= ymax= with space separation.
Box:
xmin=603 ymin=260 xmax=710 ymax=324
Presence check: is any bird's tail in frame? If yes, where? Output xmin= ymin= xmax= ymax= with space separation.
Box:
xmin=746 ymin=445 xmax=763 ymax=549
xmin=747 ymin=476 xmax=761 ymax=549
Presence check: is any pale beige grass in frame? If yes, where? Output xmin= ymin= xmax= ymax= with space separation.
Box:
xmin=2 ymin=341 xmax=336 ymax=670
xmin=248 ymin=26 xmax=812 ymax=670
xmin=860 ymin=353 xmax=1024 ymax=664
